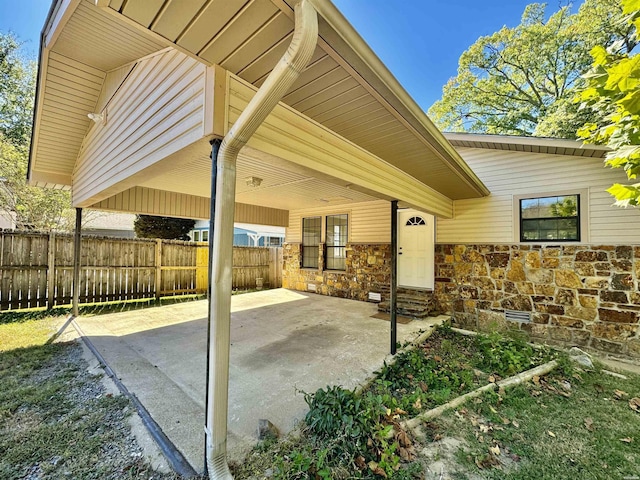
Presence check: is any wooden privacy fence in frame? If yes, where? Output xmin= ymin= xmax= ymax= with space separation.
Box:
xmin=0 ymin=231 xmax=283 ymax=311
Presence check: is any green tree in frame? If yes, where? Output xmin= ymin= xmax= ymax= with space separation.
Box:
xmin=576 ymin=0 xmax=640 ymax=206
xmin=0 ymin=32 xmax=77 ymax=230
xmin=429 ymin=0 xmax=636 ymax=138
xmin=134 ymin=215 xmax=196 ymax=240
xmin=0 ymin=33 xmax=36 ymax=146
xmin=0 ymin=138 xmax=75 ymax=230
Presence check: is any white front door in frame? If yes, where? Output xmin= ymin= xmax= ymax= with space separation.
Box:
xmin=398 ymin=209 xmax=434 ymax=289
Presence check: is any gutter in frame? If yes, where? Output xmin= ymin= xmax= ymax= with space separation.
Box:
xmin=204 ymin=1 xmax=318 ymax=478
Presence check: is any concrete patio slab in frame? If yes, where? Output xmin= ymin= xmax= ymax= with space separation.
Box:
xmin=74 ymin=289 xmax=442 ymax=473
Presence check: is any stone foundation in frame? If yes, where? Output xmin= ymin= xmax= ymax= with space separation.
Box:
xmin=282 ymin=243 xmax=390 ymax=302
xmin=434 ymin=244 xmax=640 ymax=359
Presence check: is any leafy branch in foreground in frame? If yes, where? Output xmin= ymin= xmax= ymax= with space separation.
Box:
xmin=576 ymin=0 xmax=640 ymax=206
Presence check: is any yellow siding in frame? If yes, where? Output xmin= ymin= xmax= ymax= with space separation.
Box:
xmin=287 ymin=200 xmax=390 ymax=244
xmin=437 ymin=147 xmax=640 ymax=244
xmin=91 ymin=186 xmax=288 ymax=226
xmin=94 ymin=63 xmax=136 ymax=113
xmin=73 ymin=49 xmax=206 ymax=207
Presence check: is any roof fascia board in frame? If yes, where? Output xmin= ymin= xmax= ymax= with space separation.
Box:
xmin=299 ymin=0 xmax=489 ymax=197
xmin=43 ymin=0 xmax=81 ymax=49
xmin=445 ymin=132 xmax=610 ymax=152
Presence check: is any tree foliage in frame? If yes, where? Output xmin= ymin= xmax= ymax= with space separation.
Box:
xmin=0 ymin=33 xmax=35 ymax=146
xmin=134 ymin=215 xmax=196 ymax=240
xmin=429 ymin=0 xmax=636 ymax=138
xmin=0 ymin=138 xmax=76 ymax=230
xmin=0 ymin=32 xmax=77 ymax=231
xmin=576 ymin=0 xmax=640 ymax=206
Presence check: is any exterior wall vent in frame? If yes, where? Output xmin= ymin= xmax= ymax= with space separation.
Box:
xmin=368 ymin=292 xmax=382 ymax=302
xmin=505 ymin=310 xmax=532 ymax=323
xmin=307 ymin=283 xmax=317 ymax=292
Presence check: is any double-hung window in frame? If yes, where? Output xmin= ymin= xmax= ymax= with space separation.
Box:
xmin=302 ymin=217 xmax=321 ymax=268
xmin=520 ymin=194 xmax=580 ymax=242
xmin=325 ymin=214 xmax=348 ymax=270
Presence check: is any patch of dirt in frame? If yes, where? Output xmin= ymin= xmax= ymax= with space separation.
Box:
xmin=418 ymin=437 xmax=483 ymax=480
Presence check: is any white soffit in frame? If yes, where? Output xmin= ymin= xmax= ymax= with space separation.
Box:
xmin=30 ymin=0 xmax=488 ymax=202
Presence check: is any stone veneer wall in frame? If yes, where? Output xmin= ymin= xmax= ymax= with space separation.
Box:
xmin=282 ymin=243 xmax=390 ymax=301
xmin=434 ymin=244 xmax=640 ymax=359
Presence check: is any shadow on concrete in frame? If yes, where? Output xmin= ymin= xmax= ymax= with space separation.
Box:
xmin=74 ymin=289 xmax=434 ymax=473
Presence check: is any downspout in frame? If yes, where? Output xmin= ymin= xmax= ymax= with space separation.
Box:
xmin=205 ymin=1 xmax=318 ymax=478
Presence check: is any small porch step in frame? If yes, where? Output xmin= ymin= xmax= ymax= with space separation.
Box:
xmin=376 ymin=286 xmax=438 ymax=319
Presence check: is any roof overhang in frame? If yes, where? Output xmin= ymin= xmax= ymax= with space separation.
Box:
xmin=445 ymin=132 xmax=609 ymax=158
xmin=29 ymin=0 xmax=490 ymax=218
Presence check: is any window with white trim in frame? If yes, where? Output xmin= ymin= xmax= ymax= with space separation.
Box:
xmin=325 ymin=214 xmax=348 ymax=270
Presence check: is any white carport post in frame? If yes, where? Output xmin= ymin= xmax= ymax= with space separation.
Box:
xmin=204 ymin=1 xmax=318 ymax=478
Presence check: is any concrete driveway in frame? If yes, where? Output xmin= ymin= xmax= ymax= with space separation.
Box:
xmin=74 ymin=289 xmax=441 ymax=473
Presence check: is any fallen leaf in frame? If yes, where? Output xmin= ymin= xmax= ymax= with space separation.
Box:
xmin=394 ymin=408 xmax=408 ymax=415
xmin=488 ymin=375 xmax=496 ymax=383
xmin=413 ymin=397 xmax=422 ymax=410
xmin=489 ymin=406 xmax=498 ymax=414
xmin=480 ymin=424 xmax=490 ymax=433
xmin=419 ymin=381 xmax=429 ymax=392
xmin=400 ymin=445 xmax=415 ymax=461
xmin=531 ymin=390 xmax=542 ymax=397
xmin=594 ymin=384 xmax=605 ymax=394
xmin=474 ymin=398 xmax=483 ymax=404
xmin=630 ymin=398 xmax=640 ymax=412
xmin=620 ymin=437 xmax=633 ymax=443
xmin=498 ymin=387 xmax=506 ymax=396
xmin=501 ymin=417 xmax=510 ymax=425
xmin=396 ymin=430 xmax=411 ymax=447
xmin=433 ymin=433 xmax=443 ymax=441
xmin=373 ymin=466 xmax=388 ymax=478
xmin=614 ymin=389 xmax=628 ymax=400
xmin=584 ymin=417 xmax=595 ymax=432
xmin=512 ymin=420 xmax=520 ymax=428
xmin=355 ymin=456 xmax=366 ymax=469
xmin=532 ymin=375 xmax=540 ymax=385
xmin=406 ymin=374 xmax=414 ymax=380
xmin=548 ymin=431 xmax=556 ymax=438
xmin=489 ymin=445 xmax=501 ymax=456
xmin=434 ymin=355 xmax=443 ymax=362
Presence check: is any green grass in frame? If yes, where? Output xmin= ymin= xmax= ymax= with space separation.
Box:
xmin=233 ymin=327 xmax=640 ymax=479
xmin=432 ymin=362 xmax=640 ymax=479
xmin=0 ymin=315 xmax=182 ymax=479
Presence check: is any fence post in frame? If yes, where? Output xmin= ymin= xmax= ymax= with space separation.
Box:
xmin=47 ymin=232 xmax=56 ymax=309
xmin=155 ymin=239 xmax=162 ymax=300
xmin=269 ymin=247 xmax=276 ymax=288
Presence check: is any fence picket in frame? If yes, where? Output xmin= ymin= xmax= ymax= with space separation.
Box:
xmin=0 ymin=231 xmax=282 ymax=311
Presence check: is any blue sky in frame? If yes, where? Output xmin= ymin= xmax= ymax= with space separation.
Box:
xmin=0 ymin=0 xmax=582 ymax=110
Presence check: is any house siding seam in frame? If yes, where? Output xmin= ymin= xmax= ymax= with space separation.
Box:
xmin=282 ymin=243 xmax=390 ymax=302
xmin=434 ymin=243 xmax=640 ymax=359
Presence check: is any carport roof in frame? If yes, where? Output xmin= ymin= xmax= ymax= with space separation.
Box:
xmin=29 ymin=0 xmax=489 ymax=201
